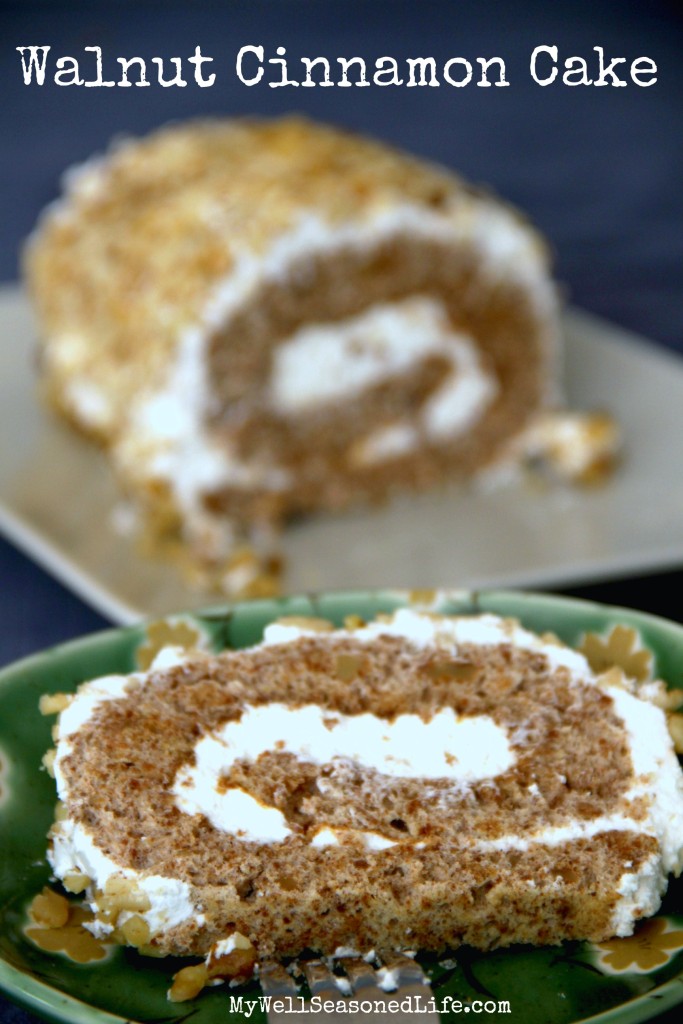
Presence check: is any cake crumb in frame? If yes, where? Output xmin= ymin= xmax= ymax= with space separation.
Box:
xmin=523 ymin=410 xmax=621 ymax=485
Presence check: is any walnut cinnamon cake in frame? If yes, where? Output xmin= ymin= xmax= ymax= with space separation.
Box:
xmin=40 ymin=609 xmax=683 ymax=995
xmin=23 ymin=117 xmax=616 ymax=595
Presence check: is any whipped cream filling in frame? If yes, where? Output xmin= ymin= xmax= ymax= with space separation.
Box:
xmin=50 ymin=664 xmax=203 ymax=938
xmin=350 ymin=422 xmax=419 ymax=465
xmin=608 ymin=686 xmax=683 ymax=877
xmin=177 ymin=701 xmax=513 ymax=784
xmin=48 ymin=817 xmax=200 ymax=939
xmin=172 ymin=701 xmax=514 ymax=844
xmin=310 ymin=828 xmax=397 ymax=851
xmin=176 ymin=785 xmax=292 ymax=845
xmin=270 ymin=296 xmax=497 ymax=444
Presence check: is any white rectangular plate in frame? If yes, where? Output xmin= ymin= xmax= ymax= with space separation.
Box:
xmin=1 ymin=283 xmax=682 ymax=625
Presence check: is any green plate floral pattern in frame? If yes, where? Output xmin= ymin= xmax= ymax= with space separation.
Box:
xmin=2 ymin=588 xmax=683 ymax=1024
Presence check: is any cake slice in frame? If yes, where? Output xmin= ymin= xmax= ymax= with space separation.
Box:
xmin=39 ymin=609 xmax=683 ymax=996
xmin=25 ymin=117 xmax=590 ymax=595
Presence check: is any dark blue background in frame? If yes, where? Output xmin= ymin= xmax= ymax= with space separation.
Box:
xmin=3 ymin=0 xmax=682 ymax=348
xmin=1 ymin=4 xmax=682 ymax=1020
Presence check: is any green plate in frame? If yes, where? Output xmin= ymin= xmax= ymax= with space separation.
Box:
xmin=2 ymin=588 xmax=683 ymax=1024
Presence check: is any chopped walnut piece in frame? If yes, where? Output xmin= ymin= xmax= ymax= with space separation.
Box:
xmin=524 ymin=410 xmax=620 ymax=485
xmin=335 ymin=654 xmax=362 ymax=681
xmin=274 ymin=616 xmax=334 ymax=632
xmin=168 ymin=963 xmax=209 ymax=1002
xmin=344 ymin=614 xmax=366 ymax=630
xmin=62 ymin=870 xmax=91 ymax=894
xmin=97 ymin=877 xmax=152 ymax=920
xmin=658 ymin=688 xmax=683 ymax=711
xmin=205 ymin=932 xmax=258 ymax=985
xmin=207 ymin=946 xmax=258 ymax=984
xmin=136 ymin=942 xmax=167 ymax=958
xmin=667 ymin=713 xmax=683 ymax=754
xmin=42 ymin=749 xmax=56 ymax=777
xmin=240 ymin=564 xmax=283 ymax=599
xmin=120 ymin=913 xmax=151 ymax=947
xmin=596 ymin=666 xmax=632 ymax=692
xmin=220 ymin=546 xmax=283 ymax=601
xmin=540 ymin=631 xmax=565 ymax=647
xmin=26 ymin=894 xmax=109 ymax=963
xmin=635 ymin=680 xmax=679 ymax=708
xmin=409 ymin=589 xmax=438 ymax=606
xmin=29 ymin=887 xmax=69 ymax=928
xmin=39 ymin=693 xmax=72 ymax=715
xmin=424 ymin=657 xmax=477 ymax=682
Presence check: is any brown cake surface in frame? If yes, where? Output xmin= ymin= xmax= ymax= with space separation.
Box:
xmin=43 ymin=610 xmax=683 ymax=976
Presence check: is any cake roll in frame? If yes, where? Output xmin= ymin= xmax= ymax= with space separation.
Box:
xmin=25 ymin=117 xmax=564 ymax=591
xmin=40 ymin=610 xmax=683 ymax=998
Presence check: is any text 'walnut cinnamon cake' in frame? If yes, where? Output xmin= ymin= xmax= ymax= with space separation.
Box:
xmin=39 ymin=609 xmax=683 ymax=1000
xmin=24 ymin=116 xmax=618 ymax=596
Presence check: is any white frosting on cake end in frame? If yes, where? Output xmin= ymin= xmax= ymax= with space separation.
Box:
xmin=175 ymin=784 xmax=292 ymax=845
xmin=51 ymin=668 xmax=203 ymax=938
xmin=56 ymin=673 xmax=140 ymax=741
xmin=48 ymin=816 xmax=201 ymax=938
